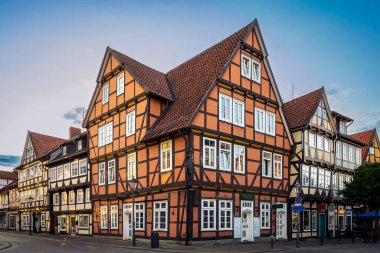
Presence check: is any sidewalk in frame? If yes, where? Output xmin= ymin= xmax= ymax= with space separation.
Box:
xmin=0 ymin=230 xmax=374 ymax=253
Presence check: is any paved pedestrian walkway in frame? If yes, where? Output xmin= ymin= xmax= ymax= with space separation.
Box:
xmin=0 ymin=230 xmax=376 ymax=253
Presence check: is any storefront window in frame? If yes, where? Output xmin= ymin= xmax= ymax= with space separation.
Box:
xmin=292 ymin=211 xmax=297 ymax=232
xmin=312 ymin=210 xmax=318 ymax=231
xmin=303 ymin=210 xmax=311 ymax=231
xmin=338 ymin=215 xmax=344 ymax=230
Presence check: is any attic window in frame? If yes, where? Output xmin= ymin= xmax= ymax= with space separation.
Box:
xmin=370 ymin=147 xmax=375 ymax=155
xmin=78 ymin=140 xmax=82 ymax=150
xmin=102 ymin=83 xmax=109 ymax=104
xmin=62 ymin=146 xmax=67 ymax=156
xmin=116 ymin=73 xmax=125 ymax=96
xmin=241 ymin=54 xmax=261 ymax=83
xmin=26 ymin=147 xmax=34 ymax=159
xmin=241 ymin=55 xmax=251 ymax=78
xmin=339 ymin=121 xmax=347 ymax=134
xmin=252 ymin=59 xmax=261 ymax=83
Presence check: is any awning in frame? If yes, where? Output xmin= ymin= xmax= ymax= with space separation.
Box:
xmin=354 ymin=210 xmax=380 ymax=218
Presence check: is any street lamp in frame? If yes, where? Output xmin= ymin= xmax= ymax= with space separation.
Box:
xmin=129 ymin=177 xmax=138 ymax=247
xmin=26 ymin=196 xmax=33 ymax=236
xmin=295 ymin=181 xmax=302 ymax=247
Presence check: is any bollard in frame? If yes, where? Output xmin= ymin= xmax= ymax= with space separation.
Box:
xmin=271 ymin=234 xmax=274 ymax=249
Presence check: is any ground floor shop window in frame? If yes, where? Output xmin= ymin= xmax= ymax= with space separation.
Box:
xmin=303 ymin=210 xmax=311 ymax=231
xmin=346 ymin=211 xmax=352 ymax=229
xmin=135 ymin=203 xmax=145 ymax=231
xmin=312 ymin=210 xmax=317 ymax=231
xmin=338 ymin=214 xmax=344 ymax=230
xmin=260 ymin=203 xmax=270 ymax=229
xmin=9 ymin=215 xmax=16 ymax=229
xmin=292 ymin=211 xmax=297 ymax=232
xmin=153 ymin=201 xmax=168 ymax=231
xmin=61 ymin=216 xmax=67 ymax=231
xmin=78 ymin=214 xmax=89 ymax=229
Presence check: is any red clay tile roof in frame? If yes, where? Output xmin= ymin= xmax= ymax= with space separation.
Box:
xmin=109 ymin=48 xmax=174 ymax=101
xmin=29 ymin=131 xmax=66 ymax=159
xmin=351 ymin=129 xmax=376 ymax=161
xmin=283 ymin=88 xmax=324 ymax=129
xmin=144 ymin=22 xmax=252 ymax=139
xmin=0 ymin=170 xmax=17 ymax=180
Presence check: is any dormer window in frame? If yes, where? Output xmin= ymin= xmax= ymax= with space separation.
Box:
xmin=78 ymin=140 xmax=82 ymax=150
xmin=339 ymin=121 xmax=347 ymax=134
xmin=241 ymin=54 xmax=261 ymax=83
xmin=102 ymin=83 xmax=109 ymax=104
xmin=116 ymin=73 xmax=125 ymax=96
xmin=26 ymin=147 xmax=34 ymax=159
xmin=62 ymin=146 xmax=67 ymax=156
xmin=370 ymin=147 xmax=375 ymax=155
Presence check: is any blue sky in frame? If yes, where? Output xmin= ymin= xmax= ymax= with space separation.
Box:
xmin=0 ymin=0 xmax=379 ymax=170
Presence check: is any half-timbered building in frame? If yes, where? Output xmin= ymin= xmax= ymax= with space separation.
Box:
xmin=84 ymin=19 xmax=293 ymax=243
xmin=46 ymin=129 xmax=92 ymax=235
xmin=283 ymin=88 xmax=363 ymax=239
xmin=15 ymin=131 xmax=66 ymax=233
xmin=0 ymin=181 xmax=19 ymax=230
xmin=351 ymin=129 xmax=380 ymax=164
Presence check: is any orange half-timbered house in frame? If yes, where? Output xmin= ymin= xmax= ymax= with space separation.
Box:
xmin=83 ymin=19 xmax=293 ymax=243
xmin=351 ymin=129 xmax=380 ymax=164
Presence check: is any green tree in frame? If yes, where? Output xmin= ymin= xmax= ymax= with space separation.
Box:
xmin=341 ymin=163 xmax=380 ymax=242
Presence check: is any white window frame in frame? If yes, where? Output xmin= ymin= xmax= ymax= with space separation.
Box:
xmin=316 ymin=135 xmax=323 ymax=150
xmin=201 ymin=199 xmax=216 ymax=231
xmin=219 ymin=93 xmax=232 ymax=123
xmin=85 ymin=188 xmax=90 ymax=202
xmin=273 ymin=154 xmax=282 ymax=179
xmin=348 ymin=146 xmax=354 ymax=163
xmin=50 ymin=167 xmax=57 ymax=182
xmin=356 ymin=148 xmax=361 ymax=165
xmin=318 ymin=169 xmax=325 ymax=189
xmin=135 ymin=203 xmax=145 ymax=231
xmin=160 ymin=140 xmax=172 ymax=172
xmin=108 ymin=160 xmax=116 ymax=184
xmin=100 ymin=205 xmax=108 ymax=229
xmin=325 ymin=170 xmax=331 ymax=190
xmin=340 ymin=121 xmax=347 ymax=134
xmin=77 ymin=189 xmax=84 ymax=203
xmin=102 ymin=83 xmax=109 ymax=104
xmin=255 ymin=108 xmax=265 ymax=133
xmin=110 ymin=205 xmax=118 ymax=229
xmin=234 ymin=144 xmax=245 ymax=174
xmin=78 ymin=214 xmax=90 ymax=229
xmin=241 ymin=54 xmax=251 ymax=79
xmin=69 ymin=190 xmax=75 ymax=204
xmin=233 ymin=98 xmax=245 ymax=127
xmin=219 ymin=141 xmax=231 ymax=171
xmin=265 ymin=111 xmax=276 ymax=136
xmin=126 ymin=110 xmax=136 ymax=137
xmin=303 ymin=210 xmax=311 ymax=231
xmin=98 ymin=122 xmax=113 ymax=147
xmin=153 ymin=201 xmax=168 ymax=231
xmin=116 ymin=73 xmax=125 ymax=96
xmin=99 ymin=162 xmax=106 ymax=185
xmin=203 ymin=138 xmax=216 ymax=169
xmin=251 ymin=58 xmax=261 ymax=83
xmin=324 ymin=138 xmax=330 ymax=152
xmin=77 ymin=140 xmax=82 ymax=150
xmin=53 ymin=193 xmax=60 ymax=205
xmin=336 ymin=142 xmax=342 ymax=159
xmin=219 ymin=200 xmax=233 ymax=230
xmin=71 ymin=161 xmax=78 ymax=177
xmin=127 ymin=152 xmax=136 ymax=180
xmin=61 ymin=192 xmax=67 ymax=205
xmin=302 ymin=165 xmax=310 ymax=186
xmin=370 ymin=147 xmax=375 ymax=155
xmin=60 ymin=216 xmax=67 ymax=231
xmin=64 ymin=164 xmax=70 ymax=179
xmin=260 ymin=202 xmax=270 ymax=229
xmin=343 ymin=143 xmax=348 ymax=161
xmin=57 ymin=166 xmax=63 ymax=181
xmin=79 ymin=159 xmax=87 ymax=176
xmin=262 ymin=151 xmax=272 ymax=177
xmin=310 ymin=167 xmax=318 ymax=187
xmin=309 ymin=132 xmax=316 ymax=148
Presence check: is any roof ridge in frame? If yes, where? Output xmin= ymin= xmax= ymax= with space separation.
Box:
xmin=284 ymin=87 xmax=323 ymax=105
xmin=29 ymin=131 xmax=66 ymax=141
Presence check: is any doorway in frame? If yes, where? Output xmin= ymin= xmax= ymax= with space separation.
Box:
xmin=70 ymin=216 xmax=76 ymax=235
xmin=276 ymin=208 xmax=287 ymax=239
xmin=318 ymin=213 xmax=326 ymax=238
xmin=123 ymin=204 xmax=132 ymax=240
xmin=241 ymin=200 xmax=254 ymax=242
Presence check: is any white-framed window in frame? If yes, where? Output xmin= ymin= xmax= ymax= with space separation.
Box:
xmin=316 ymin=135 xmax=323 ymax=150
xmin=62 ymin=146 xmax=67 ymax=156
xmin=324 ymin=138 xmax=330 ymax=152
xmin=370 ymin=147 xmax=375 ymax=155
xmin=160 ymin=140 xmax=172 ymax=172
xmin=332 ymin=173 xmax=338 ymax=189
xmin=252 ymin=58 xmax=261 ymax=83
xmin=343 ymin=143 xmax=348 ymax=161
xmin=233 ymin=99 xmax=245 ymax=126
xmin=71 ymin=161 xmax=78 ymax=177
xmin=234 ymin=144 xmax=245 ymax=173
xmin=110 ymin=205 xmax=118 ymax=229
xmin=339 ymin=174 xmax=344 ymax=190
xmin=219 ymin=93 xmax=232 ymax=123
xmin=77 ymin=189 xmax=84 ymax=203
xmin=85 ymin=188 xmax=90 ymax=202
xmin=126 ymin=110 xmax=136 ymax=136
xmin=303 ymin=210 xmax=311 ymax=231
xmin=99 ymin=162 xmax=106 ymax=185
xmin=53 ymin=193 xmax=60 ymax=205
xmin=309 ymin=132 xmax=316 ymax=147
xmin=348 ymin=146 xmax=354 ymax=162
xmin=241 ymin=54 xmax=251 ymax=78
xmin=153 ymin=201 xmax=168 ymax=231
xmin=219 ymin=200 xmax=233 ymax=230
xmin=78 ymin=214 xmax=90 ymax=229
xmin=318 ymin=169 xmax=325 ymax=189
xmin=255 ymin=108 xmax=265 ymax=133
xmin=135 ymin=203 xmax=145 ymax=231
xmin=116 ymin=73 xmax=125 ymax=96
xmin=355 ymin=148 xmax=361 ymax=165
xmin=219 ymin=141 xmax=231 ymax=171
xmin=302 ymin=165 xmax=310 ymax=186
xmin=41 ymin=214 xmax=45 ymax=226
xmin=203 ymin=138 xmax=216 ymax=169
xmin=69 ymin=190 xmax=75 ymax=204
xmin=312 ymin=210 xmax=318 ymax=231
xmin=108 ymin=160 xmax=116 ymax=184
xmin=336 ymin=142 xmax=342 ymax=159
xmin=98 ymin=122 xmax=113 ymax=147
xmin=61 ymin=216 xmax=67 ymax=231
xmin=57 ymin=166 xmax=63 ymax=180
xmin=325 ymin=170 xmax=331 ymax=190
xmin=50 ymin=167 xmax=57 ymax=182
xmin=340 ymin=121 xmax=347 ymax=134
xmin=201 ymin=199 xmax=216 ymax=231
xmin=77 ymin=140 xmax=82 ymax=150
xmin=273 ymin=154 xmax=282 ymax=179
xmin=79 ymin=159 xmax=87 ymax=176
xmin=61 ymin=192 xmax=67 ymax=204
xmin=262 ymin=151 xmax=272 ymax=177
xmin=101 ymin=205 xmax=108 ymax=229
xmin=127 ymin=153 xmax=136 ymax=180
xmin=64 ymin=164 xmax=70 ymax=179
xmin=265 ymin=111 xmax=276 ymax=136
xmin=102 ymin=83 xmax=109 ymax=104
xmin=310 ymin=167 xmax=317 ymax=187
xmin=260 ymin=202 xmax=270 ymax=229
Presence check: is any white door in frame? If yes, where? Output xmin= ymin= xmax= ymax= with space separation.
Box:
xmin=241 ymin=211 xmax=253 ymax=242
xmin=276 ymin=210 xmax=287 ymax=239
xmin=123 ymin=212 xmax=132 ymax=240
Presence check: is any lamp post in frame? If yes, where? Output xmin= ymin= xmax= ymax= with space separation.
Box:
xmin=27 ymin=196 xmax=33 ymax=236
xmin=295 ymin=181 xmax=302 ymax=247
xmin=129 ymin=177 xmax=138 ymax=247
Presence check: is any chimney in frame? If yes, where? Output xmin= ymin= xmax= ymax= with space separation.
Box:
xmin=69 ymin=127 xmax=81 ymax=139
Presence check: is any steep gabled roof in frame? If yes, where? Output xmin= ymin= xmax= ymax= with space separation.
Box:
xmin=144 ymin=22 xmax=253 ymax=139
xmin=0 ymin=180 xmax=17 ymax=194
xmin=29 ymin=131 xmax=66 ymax=159
xmin=0 ymin=170 xmax=17 ymax=180
xmin=351 ymin=129 xmax=377 ymax=161
xmin=283 ymin=88 xmax=324 ymax=130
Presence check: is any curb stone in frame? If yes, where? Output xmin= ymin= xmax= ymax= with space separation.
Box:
xmin=0 ymin=241 xmax=12 ymax=251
